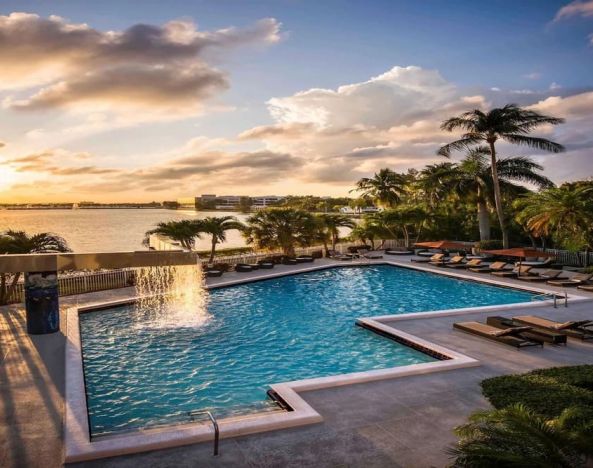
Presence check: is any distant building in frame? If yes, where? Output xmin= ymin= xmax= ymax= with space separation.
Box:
xmin=177 ymin=197 xmax=199 ymax=209
xmin=251 ymin=196 xmax=285 ymax=210
xmin=339 ymin=206 xmax=381 ymax=214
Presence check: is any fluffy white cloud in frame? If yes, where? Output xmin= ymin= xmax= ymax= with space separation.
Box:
xmin=0 ymin=12 xmax=281 ymax=119
xmin=554 ymin=0 xmax=593 ymax=21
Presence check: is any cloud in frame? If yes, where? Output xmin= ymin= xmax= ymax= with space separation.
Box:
xmin=523 ymin=72 xmax=541 ymax=80
xmin=0 ymin=12 xmax=281 ymax=118
xmin=554 ymin=0 xmax=593 ymax=21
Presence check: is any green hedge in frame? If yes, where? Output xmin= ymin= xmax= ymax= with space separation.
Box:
xmin=481 ymin=365 xmax=593 ymax=419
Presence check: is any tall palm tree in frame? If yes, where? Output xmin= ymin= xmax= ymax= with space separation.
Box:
xmin=315 ymin=214 xmax=356 ymax=253
xmin=452 ymin=147 xmax=554 ymax=241
xmin=514 ymin=185 xmax=593 ymax=255
xmin=143 ymin=220 xmax=201 ymax=251
xmin=438 ymin=104 xmax=565 ymax=248
xmin=352 ymin=168 xmax=408 ymax=208
xmin=243 ymin=208 xmax=317 ymax=256
xmin=0 ymin=230 xmax=71 ymax=305
xmin=449 ymin=404 xmax=593 ymax=467
xmin=198 ymin=216 xmax=244 ymax=262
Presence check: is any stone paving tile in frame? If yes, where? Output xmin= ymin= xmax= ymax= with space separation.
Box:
xmin=2 ymin=261 xmax=593 ymax=468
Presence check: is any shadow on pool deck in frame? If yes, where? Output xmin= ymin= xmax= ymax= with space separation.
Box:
xmin=1 ymin=261 xmax=593 ymax=468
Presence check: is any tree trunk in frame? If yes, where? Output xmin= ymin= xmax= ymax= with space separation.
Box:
xmin=209 ymin=238 xmax=217 ymax=263
xmin=331 ymin=233 xmax=338 ymax=251
xmin=322 ymin=239 xmax=330 ymax=256
xmin=403 ymin=226 xmax=410 ymax=248
xmin=477 ymin=201 xmax=490 ymax=241
xmin=488 ymin=140 xmax=508 ymax=248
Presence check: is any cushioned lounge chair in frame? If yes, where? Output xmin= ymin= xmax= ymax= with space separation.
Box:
xmin=547 ymin=273 xmax=593 ymax=287
xmin=577 ymin=284 xmax=593 ymax=292
xmin=257 ymin=260 xmax=275 ymax=269
xmin=469 ymin=261 xmax=507 ymax=273
xmin=361 ymin=250 xmax=384 ymax=259
xmin=453 ymin=321 xmax=543 ymax=348
xmin=512 ymin=315 xmax=593 ymax=341
xmin=516 ymin=269 xmax=564 ymax=282
xmin=440 ymin=255 xmax=465 ymax=267
xmin=412 ymin=253 xmax=445 ymax=264
xmin=204 ymin=269 xmax=223 ymax=278
xmin=296 ymin=255 xmax=315 ymax=263
xmin=448 ymin=258 xmax=482 ymax=269
xmin=491 ymin=265 xmax=533 ymax=278
xmin=486 ymin=316 xmax=567 ymax=345
xmin=327 ymin=250 xmax=353 ymax=261
xmin=515 ymin=257 xmax=554 ymax=268
xmin=235 ymin=263 xmax=255 ymax=272
xmin=385 ymin=249 xmax=413 ymax=255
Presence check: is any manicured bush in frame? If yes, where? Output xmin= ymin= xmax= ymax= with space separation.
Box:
xmin=476 ymin=239 xmax=503 ymax=250
xmin=481 ymin=365 xmax=593 ymax=419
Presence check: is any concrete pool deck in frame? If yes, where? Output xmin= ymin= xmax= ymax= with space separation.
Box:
xmin=1 ymin=257 xmax=593 ymax=467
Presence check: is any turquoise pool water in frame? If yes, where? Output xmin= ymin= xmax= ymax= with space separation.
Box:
xmin=80 ymin=265 xmax=537 ymax=436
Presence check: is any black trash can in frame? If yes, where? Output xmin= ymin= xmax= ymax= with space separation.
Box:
xmin=24 ymin=271 xmax=60 ymax=335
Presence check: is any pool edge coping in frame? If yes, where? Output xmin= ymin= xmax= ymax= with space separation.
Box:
xmin=63 ymin=260 xmax=590 ymax=462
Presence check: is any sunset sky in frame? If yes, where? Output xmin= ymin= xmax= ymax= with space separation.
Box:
xmin=0 ymin=0 xmax=592 ymax=203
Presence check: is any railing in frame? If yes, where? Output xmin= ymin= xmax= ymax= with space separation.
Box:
xmin=531 ymin=291 xmax=568 ymax=308
xmin=188 ymin=410 xmax=219 ymax=456
xmin=2 ymin=239 xmax=410 ymax=304
xmin=535 ymin=248 xmax=593 ymax=267
xmin=6 ymin=269 xmax=136 ymax=304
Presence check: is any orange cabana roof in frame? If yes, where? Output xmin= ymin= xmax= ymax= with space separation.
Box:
xmin=414 ymin=240 xmax=474 ymax=250
xmin=482 ymin=247 xmax=555 ymax=258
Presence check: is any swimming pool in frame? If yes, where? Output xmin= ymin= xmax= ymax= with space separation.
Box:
xmin=79 ymin=264 xmax=538 ymax=436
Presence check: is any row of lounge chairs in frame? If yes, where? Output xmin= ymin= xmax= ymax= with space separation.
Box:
xmin=203 ymin=255 xmax=317 ymax=277
xmin=410 ymin=254 xmax=593 ymax=289
xmin=454 ymin=314 xmax=593 ymax=348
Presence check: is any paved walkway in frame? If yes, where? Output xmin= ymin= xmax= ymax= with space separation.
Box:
xmin=1 ymin=258 xmax=592 ymax=467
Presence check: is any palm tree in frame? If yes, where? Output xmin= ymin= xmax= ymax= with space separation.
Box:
xmin=352 ymin=168 xmax=408 ymax=208
xmin=315 ymin=214 xmax=356 ymax=253
xmin=514 ymin=185 xmax=593 ymax=256
xmin=438 ymin=104 xmax=565 ymax=248
xmin=143 ymin=220 xmax=201 ymax=251
xmin=453 ymin=147 xmax=554 ymax=241
xmin=198 ymin=216 xmax=244 ymax=262
xmin=0 ymin=230 xmax=71 ymax=305
xmin=243 ymin=208 xmax=317 ymax=256
xmin=449 ymin=404 xmax=593 ymax=467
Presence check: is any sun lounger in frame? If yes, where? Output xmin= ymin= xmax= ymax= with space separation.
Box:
xmin=257 ymin=260 xmax=275 ymax=269
xmin=578 ymin=284 xmax=593 ymax=292
xmin=327 ymin=250 xmax=353 ymax=261
xmin=486 ymin=316 xmax=567 ymax=345
xmin=204 ymin=269 xmax=223 ymax=277
xmin=469 ymin=261 xmax=507 ymax=273
xmin=235 ymin=263 xmax=255 ymax=272
xmin=516 ymin=269 xmax=565 ymax=282
xmin=411 ymin=253 xmax=445 ymax=264
xmin=296 ymin=255 xmax=315 ymax=263
xmin=453 ymin=321 xmax=543 ymax=348
xmin=512 ymin=315 xmax=593 ymax=341
xmin=281 ymin=257 xmax=299 ymax=265
xmin=547 ymin=273 xmax=593 ymax=287
xmin=440 ymin=255 xmax=465 ymax=267
xmin=491 ymin=265 xmax=533 ymax=278
xmin=448 ymin=258 xmax=482 ymax=269
xmin=385 ymin=249 xmax=413 ymax=255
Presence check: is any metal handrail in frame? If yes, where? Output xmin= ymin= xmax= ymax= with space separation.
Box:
xmin=531 ymin=291 xmax=568 ymax=308
xmin=188 ymin=410 xmax=219 ymax=456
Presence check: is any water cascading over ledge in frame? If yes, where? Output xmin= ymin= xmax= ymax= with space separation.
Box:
xmin=134 ymin=264 xmax=210 ymax=328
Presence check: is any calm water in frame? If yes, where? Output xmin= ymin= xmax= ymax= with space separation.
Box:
xmin=0 ymin=209 xmax=248 ymax=252
xmin=80 ymin=265 xmax=537 ymax=436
